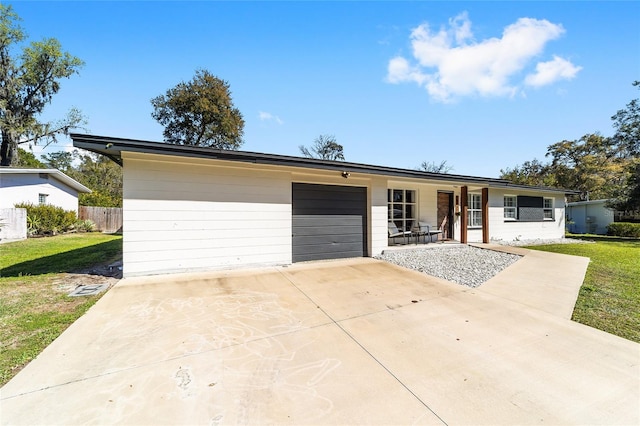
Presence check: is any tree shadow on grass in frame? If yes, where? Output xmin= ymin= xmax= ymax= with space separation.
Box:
xmin=1 ymin=239 xmax=123 ymax=278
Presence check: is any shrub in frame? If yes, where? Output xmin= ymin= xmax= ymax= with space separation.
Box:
xmin=26 ymin=215 xmax=41 ymax=236
xmin=607 ymin=222 xmax=640 ymax=238
xmin=75 ymin=219 xmax=96 ymax=233
xmin=15 ymin=203 xmax=77 ymax=236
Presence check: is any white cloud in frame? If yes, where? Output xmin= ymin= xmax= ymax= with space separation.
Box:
xmin=525 ymin=55 xmax=582 ymax=87
xmin=258 ymin=111 xmax=283 ymax=125
xmin=387 ymin=12 xmax=581 ymax=102
xmin=387 ymin=56 xmax=426 ymax=85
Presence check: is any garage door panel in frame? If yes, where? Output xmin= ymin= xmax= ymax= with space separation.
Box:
xmin=293 ymin=247 xmax=363 ymax=261
xmin=293 ymin=214 xmax=362 ymax=223
xmin=293 ymin=199 xmax=366 ymax=213
xmin=292 ymin=184 xmax=367 ymax=263
xmin=293 ymin=248 xmax=364 ymax=263
xmin=293 ymin=234 xmax=363 ymax=246
xmin=293 ymin=215 xmax=362 ymax=231
xmin=294 ymin=254 xmax=360 ymax=263
xmin=293 ymin=226 xmax=363 ymax=237
xmin=294 ymin=242 xmax=363 ymax=255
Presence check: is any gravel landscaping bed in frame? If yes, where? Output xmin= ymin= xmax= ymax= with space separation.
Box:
xmin=376 ymin=246 xmax=522 ymax=288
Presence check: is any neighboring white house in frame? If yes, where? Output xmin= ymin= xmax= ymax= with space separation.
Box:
xmin=0 ymin=168 xmax=91 ymax=213
xmin=72 ymin=134 xmax=575 ymax=277
xmin=566 ymin=199 xmax=614 ymax=235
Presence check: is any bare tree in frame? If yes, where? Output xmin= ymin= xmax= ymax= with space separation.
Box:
xmin=419 ymin=160 xmax=453 ymax=174
xmin=299 ymin=134 xmax=345 ymax=160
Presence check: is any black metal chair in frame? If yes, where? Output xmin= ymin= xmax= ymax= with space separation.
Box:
xmin=388 ymin=222 xmax=412 ymax=245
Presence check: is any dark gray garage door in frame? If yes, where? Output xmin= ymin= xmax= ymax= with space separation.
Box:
xmin=292 ymin=183 xmax=367 ymax=262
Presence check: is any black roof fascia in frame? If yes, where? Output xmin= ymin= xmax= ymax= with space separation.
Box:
xmin=70 ymin=133 xmax=575 ymax=194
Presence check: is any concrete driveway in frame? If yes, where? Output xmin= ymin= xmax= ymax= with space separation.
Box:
xmin=1 ymin=248 xmax=639 ymax=425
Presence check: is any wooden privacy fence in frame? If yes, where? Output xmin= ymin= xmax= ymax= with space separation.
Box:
xmin=79 ymin=206 xmax=123 ymax=233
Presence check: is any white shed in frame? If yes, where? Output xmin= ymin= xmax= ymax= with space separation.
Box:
xmin=566 ymin=199 xmax=614 ymax=235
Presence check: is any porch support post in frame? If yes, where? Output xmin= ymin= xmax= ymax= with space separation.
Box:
xmin=460 ymin=185 xmax=468 ymax=244
xmin=482 ymin=187 xmax=489 ymax=243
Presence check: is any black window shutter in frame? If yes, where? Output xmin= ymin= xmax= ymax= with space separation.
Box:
xmin=517 ymin=196 xmax=544 ymax=221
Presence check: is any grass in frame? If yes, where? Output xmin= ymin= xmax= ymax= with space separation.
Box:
xmin=525 ymin=237 xmax=640 ymax=343
xmin=0 ymin=233 xmax=122 ymax=386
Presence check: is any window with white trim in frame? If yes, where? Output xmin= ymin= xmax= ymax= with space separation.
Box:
xmin=388 ymin=189 xmax=417 ymax=231
xmin=504 ymin=195 xmax=517 ymax=219
xmin=38 ymin=193 xmax=48 ymax=205
xmin=543 ymin=197 xmax=554 ymax=219
xmin=467 ymin=193 xmax=482 ymax=228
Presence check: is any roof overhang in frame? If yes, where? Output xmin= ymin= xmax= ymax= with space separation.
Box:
xmin=70 ymin=133 xmax=576 ymax=195
xmin=567 ymin=199 xmax=611 ymax=207
xmin=0 ymin=167 xmax=92 ymax=193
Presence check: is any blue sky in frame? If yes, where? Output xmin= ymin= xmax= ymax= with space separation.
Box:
xmin=11 ymin=1 xmax=640 ymax=178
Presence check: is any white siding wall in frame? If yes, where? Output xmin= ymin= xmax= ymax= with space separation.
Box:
xmin=119 ymin=151 xmax=571 ymax=275
xmin=452 ymin=191 xmax=462 ymax=241
xmin=467 ymin=228 xmax=484 ymax=242
xmin=566 ymin=201 xmax=613 ymax=234
xmin=370 ymin=177 xmax=388 ymax=256
xmin=417 ymin=187 xmax=438 ymax=226
xmin=0 ymin=174 xmax=80 ymax=212
xmin=481 ymin=189 xmax=566 ymax=243
xmin=567 ymin=205 xmax=587 ymax=234
xmin=123 ymin=154 xmax=292 ymax=277
xmin=591 ymin=204 xmax=613 ymax=234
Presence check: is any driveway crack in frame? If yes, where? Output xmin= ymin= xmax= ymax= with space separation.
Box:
xmin=276 ymin=268 xmax=449 ymax=426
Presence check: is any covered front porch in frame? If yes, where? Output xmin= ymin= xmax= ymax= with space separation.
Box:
xmin=385 ymin=182 xmax=489 ymax=247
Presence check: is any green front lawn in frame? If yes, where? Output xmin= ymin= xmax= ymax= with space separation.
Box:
xmin=525 ymin=238 xmax=640 ymax=343
xmin=0 ymin=233 xmax=122 ymax=386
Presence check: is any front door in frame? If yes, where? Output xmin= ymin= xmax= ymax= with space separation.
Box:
xmin=437 ymin=192 xmax=454 ymax=240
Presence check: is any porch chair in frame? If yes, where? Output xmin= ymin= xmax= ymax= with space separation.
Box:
xmin=412 ymin=221 xmax=443 ymax=244
xmin=388 ymin=222 xmax=412 ymax=245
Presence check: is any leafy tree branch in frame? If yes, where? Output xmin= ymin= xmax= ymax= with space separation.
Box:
xmin=500 ymin=81 xmax=639 ymax=210
xmin=151 ymin=69 xmax=245 ymax=150
xmin=0 ymin=5 xmax=84 ymax=166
